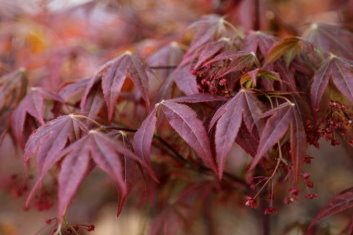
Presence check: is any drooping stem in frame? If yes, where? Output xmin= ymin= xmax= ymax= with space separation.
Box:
xmin=262 ymin=211 xmax=270 ymax=235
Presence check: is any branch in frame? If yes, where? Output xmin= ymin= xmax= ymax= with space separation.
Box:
xmin=149 ymin=65 xmax=177 ymax=70
xmin=104 ymin=126 xmax=249 ymax=188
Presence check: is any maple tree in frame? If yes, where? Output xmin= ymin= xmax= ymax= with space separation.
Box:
xmin=1 ymin=0 xmax=353 ymax=234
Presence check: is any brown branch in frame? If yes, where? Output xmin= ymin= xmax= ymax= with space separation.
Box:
xmin=149 ymin=65 xmax=177 ymax=70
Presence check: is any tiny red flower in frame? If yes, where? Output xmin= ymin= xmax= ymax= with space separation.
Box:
xmin=264 ymin=207 xmax=278 ymax=215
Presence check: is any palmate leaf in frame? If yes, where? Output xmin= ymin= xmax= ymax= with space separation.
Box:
xmin=168 ymin=94 xmax=227 ymax=104
xmin=161 ymin=101 xmax=217 ymax=173
xmin=24 ymin=114 xmax=155 ymax=219
xmin=0 ymin=69 xmax=27 ymax=112
xmin=201 ymin=50 xmax=258 ymax=79
xmin=240 ymin=68 xmax=280 ymax=89
xmin=133 ymin=107 xmax=158 ymax=164
xmin=212 ymin=92 xmax=244 ymax=178
xmin=209 ymin=90 xmax=264 ymax=178
xmin=81 ymin=51 xmax=151 ymax=120
xmin=0 ymin=69 xmax=27 ymax=143
xmin=24 ymin=115 xmax=90 ymax=208
xmin=148 ymin=42 xmax=184 ymax=102
xmin=186 ymin=15 xmax=230 ymax=55
xmin=58 ymin=136 xmax=92 ymax=219
xmin=264 ymin=37 xmax=303 ymax=66
xmin=59 ymin=78 xmax=90 ymax=104
xmin=166 ymin=39 xmax=231 ymax=98
xmin=290 ymin=104 xmax=307 ymax=186
xmin=58 ymin=131 xmax=146 ymax=219
xmin=307 ymin=187 xmax=353 ymax=234
xmin=250 ymin=103 xmax=293 ymax=170
xmin=249 ymin=102 xmax=306 ymax=187
xmin=189 ymin=39 xmax=231 ymax=69
xmin=304 ymin=23 xmax=353 ymax=60
xmin=242 ymin=31 xmax=277 ymax=57
xmin=170 ymin=65 xmax=199 ymax=96
xmin=11 ymin=87 xmax=63 ymax=147
xmin=311 ymin=55 xmax=353 ymax=110
xmin=133 ymin=95 xmax=225 ymax=175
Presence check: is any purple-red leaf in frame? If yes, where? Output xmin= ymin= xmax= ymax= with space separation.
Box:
xmin=213 ymin=91 xmax=245 ymax=178
xmin=169 ymin=94 xmax=226 ymax=103
xmin=89 ymin=131 xmax=128 ymax=210
xmin=310 ymin=58 xmax=332 ymax=110
xmin=161 ymin=101 xmax=216 ymax=173
xmin=57 ymin=130 xmax=152 ymax=219
xmin=186 ymin=15 xmax=229 ymax=54
xmin=330 ymin=57 xmax=353 ymax=104
xmin=264 ymin=37 xmax=302 ymax=66
xmin=209 ymin=90 xmax=264 ymax=177
xmin=59 ymin=78 xmax=90 ymax=104
xmin=149 ymin=42 xmax=184 ymax=101
xmin=304 ymin=23 xmax=353 ymax=60
xmin=133 ymin=107 xmax=157 ymax=163
xmin=311 ymin=56 xmax=353 ymax=110
xmin=290 ymin=106 xmax=307 ymax=187
xmin=251 ymin=103 xmax=293 ymax=170
xmin=0 ymin=69 xmax=27 ymax=111
xmin=81 ymin=51 xmax=151 ymax=120
xmin=243 ymin=31 xmax=277 ymax=56
xmin=170 ymin=65 xmax=199 ymax=95
xmin=11 ymin=87 xmax=63 ymax=147
xmin=57 ymin=136 xmax=92 ymax=219
xmin=24 ymin=114 xmax=90 ymax=208
xmin=307 ymin=187 xmax=353 ymax=233
xmin=202 ymin=50 xmax=257 ymax=79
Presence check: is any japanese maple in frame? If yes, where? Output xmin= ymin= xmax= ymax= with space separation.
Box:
xmin=1 ymin=0 xmax=353 ymax=234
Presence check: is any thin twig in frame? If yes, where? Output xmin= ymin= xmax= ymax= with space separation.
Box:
xmin=149 ymin=65 xmax=177 ymax=70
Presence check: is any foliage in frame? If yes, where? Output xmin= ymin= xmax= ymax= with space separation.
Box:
xmin=1 ymin=0 xmax=353 ymax=234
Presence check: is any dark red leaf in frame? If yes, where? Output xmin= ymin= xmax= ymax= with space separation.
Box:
xmin=290 ymin=106 xmax=307 ymax=187
xmin=251 ymin=103 xmax=294 ymax=170
xmin=57 ymin=136 xmax=92 ymax=219
xmin=311 ymin=55 xmax=353 ymax=110
xmin=186 ymin=15 xmax=230 ymax=54
xmin=24 ymin=115 xmax=90 ymax=208
xmin=243 ymin=31 xmax=277 ymax=56
xmin=161 ymin=101 xmax=216 ymax=173
xmin=133 ymin=107 xmax=157 ymax=163
xmin=307 ymin=187 xmax=353 ymax=232
xmin=212 ymin=91 xmax=245 ymax=178
xmin=330 ymin=56 xmax=353 ymax=104
xmin=202 ymin=50 xmax=258 ymax=79
xmin=304 ymin=23 xmax=353 ymax=60
xmin=170 ymin=65 xmax=199 ymax=95
xmin=11 ymin=87 xmax=63 ymax=147
xmin=149 ymin=42 xmax=184 ymax=101
xmin=59 ymin=78 xmax=90 ymax=103
xmin=264 ymin=37 xmax=302 ymax=66
xmin=89 ymin=131 xmax=128 ymax=212
xmin=81 ymin=51 xmax=151 ymax=120
xmin=0 ymin=69 xmax=27 ymax=111
xmin=168 ymin=94 xmax=226 ymax=103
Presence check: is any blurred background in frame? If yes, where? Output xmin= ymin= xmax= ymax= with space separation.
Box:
xmin=1 ymin=0 xmax=353 ymax=234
